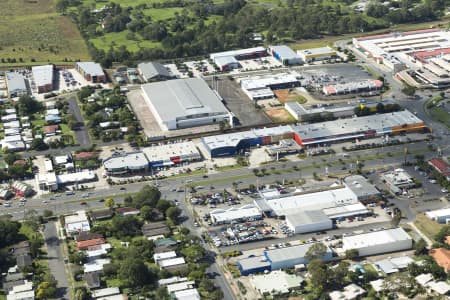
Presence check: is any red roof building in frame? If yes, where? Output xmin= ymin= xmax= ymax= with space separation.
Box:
xmin=77 ymin=238 xmax=105 ymax=251
xmin=115 ymin=207 xmax=140 ymax=217
xmin=43 ymin=125 xmax=59 ymax=135
xmin=74 ymin=152 xmax=96 ymax=160
xmin=428 ymin=158 xmax=450 ymax=179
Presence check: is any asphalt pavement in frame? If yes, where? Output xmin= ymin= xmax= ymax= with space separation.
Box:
xmin=67 ymin=97 xmax=91 ymax=148
xmin=43 ymin=222 xmax=69 ymax=300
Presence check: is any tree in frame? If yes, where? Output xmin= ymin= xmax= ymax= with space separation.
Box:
xmin=166 ymin=207 xmax=181 ymax=221
xmin=401 ymin=84 xmax=416 ymax=97
xmin=140 ymin=205 xmax=153 ymax=221
xmin=132 ymin=185 xmax=161 ymax=208
xmin=333 ymin=261 xmax=350 ymax=287
xmin=105 ymin=198 xmax=115 ymax=209
xmin=156 ymin=199 xmax=172 ymax=214
xmin=43 ymin=210 xmax=53 ymax=218
xmin=29 ymin=235 xmax=42 ymax=258
xmin=36 ymin=280 xmax=57 ymax=299
xmin=345 ymin=249 xmax=359 ymax=260
xmin=31 ymin=138 xmax=49 ymax=151
xmin=305 ymin=242 xmax=327 ymax=261
xmin=74 ymin=287 xmax=89 ymax=300
xmin=69 ymin=252 xmax=86 ymax=265
xmin=308 ymin=259 xmax=330 ymax=288
xmin=18 ymin=95 xmax=42 ymax=115
xmin=434 ymin=225 xmax=450 ymax=243
xmin=390 ymin=212 xmax=401 ymax=228
xmin=24 ymin=210 xmax=41 ymax=232
xmin=119 ymin=258 xmax=151 ymax=288
xmin=180 ymin=243 xmax=206 ymax=263
xmin=414 ymin=238 xmax=428 ymax=255
xmin=110 ymin=216 xmax=142 ymax=238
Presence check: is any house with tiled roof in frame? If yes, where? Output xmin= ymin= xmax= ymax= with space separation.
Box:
xmin=77 ymin=238 xmax=105 ymax=251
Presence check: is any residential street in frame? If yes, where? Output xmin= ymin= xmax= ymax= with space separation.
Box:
xmin=43 ymin=222 xmax=69 ymax=300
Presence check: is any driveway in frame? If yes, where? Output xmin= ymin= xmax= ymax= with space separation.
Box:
xmin=43 ymin=222 xmax=69 ymax=300
xmin=67 ymin=97 xmax=91 ymax=148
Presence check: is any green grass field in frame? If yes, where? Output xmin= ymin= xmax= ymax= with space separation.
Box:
xmin=143 ymin=7 xmax=183 ymax=21
xmin=90 ymin=30 xmax=161 ymax=52
xmin=430 ymin=106 xmax=450 ymax=128
xmin=0 ymin=0 xmax=90 ymax=66
xmin=414 ymin=213 xmax=444 ymax=241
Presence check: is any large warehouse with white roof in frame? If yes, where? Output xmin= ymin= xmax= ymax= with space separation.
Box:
xmin=342 ymin=228 xmax=412 ymax=257
xmin=141 ymin=78 xmax=232 ymax=131
xmin=32 ymin=65 xmax=54 ymax=93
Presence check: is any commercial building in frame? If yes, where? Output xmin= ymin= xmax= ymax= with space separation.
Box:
xmin=322 ymin=79 xmax=383 ymax=95
xmin=5 ymin=72 xmax=27 ymax=98
xmin=210 ymin=47 xmax=267 ymax=71
xmin=237 ymin=256 xmax=271 ymax=276
xmin=353 ymin=29 xmax=450 ymax=71
xmin=268 ymin=45 xmax=302 ymax=65
xmin=239 ymin=73 xmax=300 ymax=101
xmin=210 ymin=204 xmax=262 ymax=225
xmin=103 ymin=152 xmax=149 ymax=175
xmin=285 ymin=210 xmax=332 ymax=234
xmin=381 ymin=168 xmax=415 ymax=194
xmin=342 ymin=228 xmax=413 ymax=257
xmin=202 ymin=125 xmax=294 ymax=157
xmin=141 ymin=78 xmax=231 ymax=131
xmin=31 ymin=65 xmax=54 ymax=93
xmin=265 ymin=139 xmax=302 ymax=157
xmin=137 ymin=62 xmax=174 ymax=82
xmin=75 ymin=62 xmax=105 ymax=83
xmin=250 ymin=270 xmax=304 ymax=296
xmin=292 ymin=110 xmax=427 ymax=146
xmin=142 ymin=141 xmax=201 ymax=168
xmin=344 ymin=175 xmax=381 ymax=202
xmin=264 ymin=243 xmax=334 ymax=270
xmin=297 ymin=46 xmax=337 ymax=63
xmin=428 ymin=158 xmax=450 ymax=180
xmin=426 ymin=208 xmax=450 ymax=224
xmin=65 ymin=211 xmax=90 ymax=235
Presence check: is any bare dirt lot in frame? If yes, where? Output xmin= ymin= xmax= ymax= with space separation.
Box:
xmin=265 ymin=108 xmax=295 ymax=123
xmin=273 ymin=89 xmax=306 ymax=104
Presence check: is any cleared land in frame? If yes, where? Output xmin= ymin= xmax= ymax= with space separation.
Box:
xmin=274 ymin=89 xmax=307 ymax=104
xmin=0 ymin=0 xmax=90 ymax=66
xmin=265 ymin=108 xmax=295 ymax=123
xmin=414 ymin=213 xmax=444 ymax=241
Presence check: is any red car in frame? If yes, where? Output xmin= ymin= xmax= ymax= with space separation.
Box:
xmin=80 ymin=201 xmax=87 ymax=205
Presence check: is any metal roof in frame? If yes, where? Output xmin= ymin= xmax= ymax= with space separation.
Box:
xmin=264 ymin=242 xmax=332 ymax=263
xmin=210 ymin=46 xmax=266 ymax=60
xmin=103 ymin=152 xmax=148 ymax=171
xmin=343 ymin=228 xmax=412 ymax=250
xmin=238 ymin=255 xmax=270 ymax=270
xmin=285 ymin=210 xmax=331 ymax=227
xmin=138 ymin=62 xmax=172 ymax=80
xmin=214 ymin=56 xmax=239 ymax=67
xmin=32 ymin=65 xmax=53 ymax=87
xmin=5 ymin=72 xmax=26 ymax=93
xmin=344 ymin=175 xmax=381 ymax=199
xmin=141 ymin=78 xmax=229 ymax=123
xmin=76 ymin=62 xmax=104 ymax=77
xmin=270 ymin=45 xmax=300 ymax=60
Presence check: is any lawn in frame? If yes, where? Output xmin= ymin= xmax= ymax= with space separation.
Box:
xmin=429 ymin=106 xmax=450 ymax=129
xmin=0 ymin=0 xmax=90 ymax=66
xmin=89 ymin=31 xmax=161 ymax=52
xmin=78 ymin=0 xmax=164 ymax=9
xmin=414 ymin=213 xmax=444 ymax=241
xmin=60 ymin=123 xmax=78 ymax=144
xmin=143 ymin=7 xmax=183 ymax=21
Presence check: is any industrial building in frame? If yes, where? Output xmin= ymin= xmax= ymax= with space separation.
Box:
xmin=103 ymin=152 xmax=149 ymax=175
xmin=353 ymin=29 xmax=450 ymax=71
xmin=322 ymin=79 xmax=383 ymax=96
xmin=292 ymin=110 xmax=427 ymax=146
xmin=142 ymin=141 xmax=201 ymax=168
xmin=141 ymin=78 xmax=232 ymax=131
xmin=268 ymin=45 xmax=302 ymax=65
xmin=342 ymin=228 xmax=413 ymax=257
xmin=31 ymin=65 xmax=54 ymax=93
xmin=250 ymin=271 xmax=304 ymax=296
xmin=237 ymin=256 xmax=271 ymax=276
xmin=263 ymin=243 xmax=334 ymax=270
xmin=5 ymin=72 xmax=27 ymax=98
xmin=285 ymin=100 xmax=389 ymax=122
xmin=297 ymin=46 xmax=337 ymax=63
xmin=239 ymin=73 xmax=300 ymax=101
xmin=210 ymin=204 xmax=262 ymax=225
xmin=75 ymin=62 xmax=105 ymax=83
xmin=202 ymin=125 xmax=294 ymax=157
xmin=255 ymin=185 xmax=368 ymax=219
xmin=137 ymin=62 xmax=174 ymax=82
xmin=285 ymin=210 xmax=333 ymax=234
xmin=381 ymin=168 xmax=415 ymax=194
xmin=426 ymin=208 xmax=450 ymax=224
xmin=210 ymin=47 xmax=267 ymax=71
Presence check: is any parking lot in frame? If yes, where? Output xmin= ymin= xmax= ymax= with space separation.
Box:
xmin=209 ymin=77 xmax=272 ymax=127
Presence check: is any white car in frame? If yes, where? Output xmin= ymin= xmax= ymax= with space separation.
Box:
xmin=42 ymin=200 xmax=49 ymax=204
xmin=442 ymin=188 xmax=449 ymax=193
